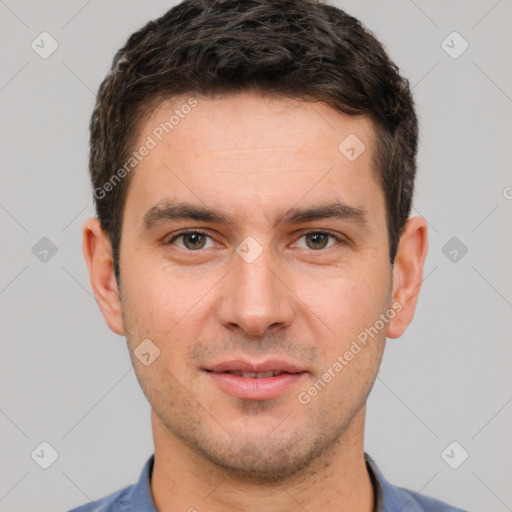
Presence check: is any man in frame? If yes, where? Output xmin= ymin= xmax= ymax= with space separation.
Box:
xmin=71 ymin=0 xmax=466 ymax=510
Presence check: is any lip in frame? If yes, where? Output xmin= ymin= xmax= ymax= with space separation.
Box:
xmin=205 ymin=359 xmax=306 ymax=374
xmin=203 ymin=359 xmax=309 ymax=400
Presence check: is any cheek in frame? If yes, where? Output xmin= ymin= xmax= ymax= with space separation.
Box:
xmin=296 ymin=265 xmax=389 ymax=349
xmin=119 ymin=264 xmax=177 ymax=357
xmin=121 ymin=259 xmax=212 ymax=370
xmin=306 ymin=270 xmax=388 ymax=408
xmin=122 ymin=254 xmax=191 ymax=319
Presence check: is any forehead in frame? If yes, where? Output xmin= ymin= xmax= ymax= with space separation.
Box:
xmin=138 ymin=92 xmax=375 ymax=163
xmin=124 ymin=92 xmax=384 ymax=228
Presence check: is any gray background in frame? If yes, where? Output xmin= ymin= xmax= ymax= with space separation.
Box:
xmin=1 ymin=1 xmax=511 ymax=511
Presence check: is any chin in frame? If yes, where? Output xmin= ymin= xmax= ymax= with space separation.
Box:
xmin=185 ymin=429 xmax=335 ymax=484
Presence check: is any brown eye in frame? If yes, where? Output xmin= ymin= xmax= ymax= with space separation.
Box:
xmin=305 ymin=233 xmax=329 ymax=250
xmin=296 ymin=232 xmax=340 ymax=251
xmin=168 ymin=231 xmax=213 ymax=251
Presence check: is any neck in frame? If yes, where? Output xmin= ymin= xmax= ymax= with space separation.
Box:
xmin=150 ymin=407 xmax=375 ymax=512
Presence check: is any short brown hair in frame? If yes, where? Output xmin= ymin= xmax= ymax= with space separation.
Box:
xmin=89 ymin=0 xmax=418 ymax=284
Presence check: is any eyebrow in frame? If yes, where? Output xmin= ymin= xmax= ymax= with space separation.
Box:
xmin=140 ymin=200 xmax=369 ymax=232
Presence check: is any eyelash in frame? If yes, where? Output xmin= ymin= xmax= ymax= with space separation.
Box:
xmin=166 ymin=229 xmax=345 ymax=251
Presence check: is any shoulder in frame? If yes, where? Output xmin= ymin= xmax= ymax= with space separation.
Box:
xmin=67 ymin=484 xmax=134 ymax=512
xmin=67 ymin=454 xmax=156 ymax=512
xmin=388 ymin=484 xmax=468 ymax=512
xmin=364 ymin=452 xmax=468 ymax=512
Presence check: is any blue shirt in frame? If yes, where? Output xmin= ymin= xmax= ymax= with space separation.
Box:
xmin=68 ymin=453 xmax=467 ymax=512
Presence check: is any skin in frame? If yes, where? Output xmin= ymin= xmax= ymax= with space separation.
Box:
xmin=83 ymin=91 xmax=428 ymax=512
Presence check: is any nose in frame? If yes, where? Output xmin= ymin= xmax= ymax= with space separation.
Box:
xmin=216 ymin=243 xmax=295 ymax=337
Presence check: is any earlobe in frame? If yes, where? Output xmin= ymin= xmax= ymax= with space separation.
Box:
xmin=82 ymin=217 xmax=125 ymax=335
xmin=387 ymin=216 xmax=428 ymax=339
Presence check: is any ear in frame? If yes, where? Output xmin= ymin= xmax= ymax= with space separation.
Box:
xmin=82 ymin=217 xmax=125 ymax=335
xmin=387 ymin=216 xmax=428 ymax=339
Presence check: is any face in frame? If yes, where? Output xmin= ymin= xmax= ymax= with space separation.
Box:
xmin=85 ymin=91 xmax=422 ymax=481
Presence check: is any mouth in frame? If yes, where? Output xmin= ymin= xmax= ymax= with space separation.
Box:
xmin=217 ymin=370 xmax=290 ymax=378
xmin=202 ymin=359 xmax=309 ymax=400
